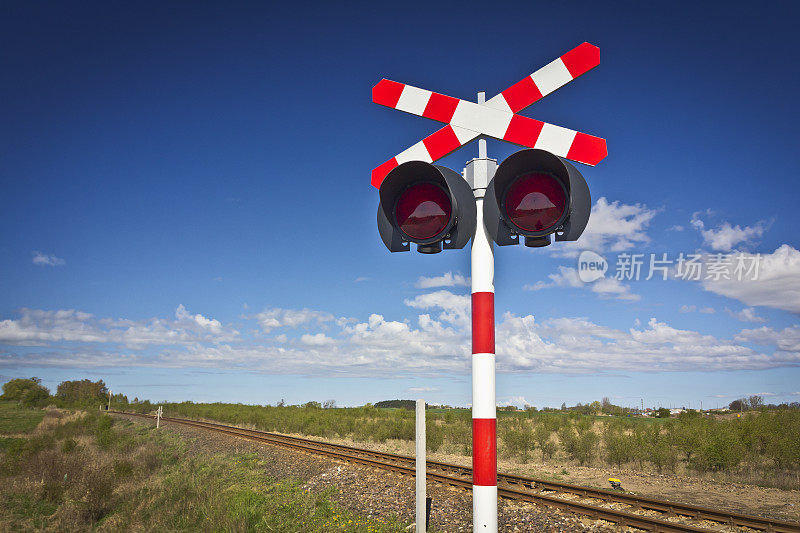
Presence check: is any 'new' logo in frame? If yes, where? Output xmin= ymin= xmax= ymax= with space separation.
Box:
xmin=577 ymin=250 xmax=607 ymax=283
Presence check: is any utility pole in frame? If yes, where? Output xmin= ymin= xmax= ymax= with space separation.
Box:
xmin=416 ymin=399 xmax=426 ymax=532
xmin=107 ymin=390 xmax=112 ymax=411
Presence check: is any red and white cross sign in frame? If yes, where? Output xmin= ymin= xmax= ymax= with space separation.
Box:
xmin=371 ymin=42 xmax=607 ymax=188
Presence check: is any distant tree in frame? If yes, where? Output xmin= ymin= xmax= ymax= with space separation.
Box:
xmin=729 ymin=398 xmax=747 ymax=411
xmin=655 ymin=407 xmax=671 ymax=418
xmin=1 ymin=377 xmax=50 ymax=405
xmin=302 ymin=401 xmax=321 ymax=409
xmin=560 ymin=402 xmax=567 ymax=411
xmin=56 ymin=379 xmax=108 ymax=404
xmin=111 ymin=393 xmax=128 ymax=404
xmin=748 ymin=395 xmax=764 ymax=410
xmin=277 ymin=398 xmax=285 ymax=407
xmin=601 ymin=397 xmax=613 ymax=413
xmin=323 ymin=399 xmax=336 ymax=409
xmin=374 ymin=400 xmax=416 ymax=410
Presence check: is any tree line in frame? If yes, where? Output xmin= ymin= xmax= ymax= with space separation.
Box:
xmin=0 ymin=377 xmax=131 ymax=408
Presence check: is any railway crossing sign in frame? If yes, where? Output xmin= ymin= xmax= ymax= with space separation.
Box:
xmin=371 ymin=42 xmax=607 ymax=533
xmin=371 ymin=42 xmax=607 ymax=188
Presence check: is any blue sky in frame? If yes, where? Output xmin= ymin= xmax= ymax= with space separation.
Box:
xmin=1 ymin=1 xmax=799 ymax=409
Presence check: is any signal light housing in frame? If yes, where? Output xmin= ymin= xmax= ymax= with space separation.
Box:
xmin=377 ymin=161 xmax=476 ymax=253
xmin=484 ymin=149 xmax=591 ymax=247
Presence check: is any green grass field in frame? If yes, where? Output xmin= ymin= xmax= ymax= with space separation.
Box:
xmin=0 ymin=401 xmax=46 ymax=434
xmin=0 ymin=408 xmax=410 ymax=531
xmin=133 ymin=400 xmax=800 ymax=490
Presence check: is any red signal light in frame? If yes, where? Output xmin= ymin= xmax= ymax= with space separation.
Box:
xmin=394 ymin=182 xmax=453 ymax=241
xmin=503 ymin=172 xmax=567 ymax=234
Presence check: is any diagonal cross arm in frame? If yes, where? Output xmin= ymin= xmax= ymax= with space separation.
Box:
xmin=483 ymin=42 xmax=600 ymax=114
xmin=371 ymin=42 xmax=605 ymax=188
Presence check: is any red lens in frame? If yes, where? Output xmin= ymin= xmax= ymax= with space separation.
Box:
xmin=395 ymin=183 xmax=452 ymax=240
xmin=504 ymin=173 xmax=567 ymax=233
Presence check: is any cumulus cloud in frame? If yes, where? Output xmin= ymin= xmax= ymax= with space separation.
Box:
xmin=496 ymin=314 xmax=799 ymax=373
xmin=0 ymin=306 xmax=237 ymax=348
xmin=524 ymin=266 xmax=583 ymax=291
xmin=32 ymin=252 xmax=64 ymax=267
xmin=701 ymin=245 xmax=800 ymax=313
xmin=300 ymin=333 xmax=336 ymax=346
xmin=524 ymin=267 xmax=639 ymax=301
xmin=690 ymin=213 xmax=769 ymax=252
xmin=2 ymin=292 xmax=798 ymax=376
xmin=253 ymin=308 xmax=334 ymax=332
xmin=554 ymin=197 xmax=657 ymax=257
xmin=590 ymin=277 xmax=640 ymax=301
xmin=499 ymin=395 xmax=531 ymax=408
xmin=725 ymin=307 xmax=766 ymax=323
xmin=415 ymin=272 xmax=470 ymax=289
xmin=404 ymin=290 xmax=470 ymax=328
xmin=735 ymin=326 xmax=800 ymax=368
xmin=175 ymin=304 xmax=223 ymax=333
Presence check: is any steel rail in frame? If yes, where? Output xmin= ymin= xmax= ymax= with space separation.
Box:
xmin=110 ymin=411 xmax=800 ymax=533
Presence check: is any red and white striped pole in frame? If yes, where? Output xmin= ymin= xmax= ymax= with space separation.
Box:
xmin=469 ymin=92 xmax=497 ymax=532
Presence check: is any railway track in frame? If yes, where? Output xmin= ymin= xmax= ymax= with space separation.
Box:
xmin=111 ymin=410 xmax=800 ymax=533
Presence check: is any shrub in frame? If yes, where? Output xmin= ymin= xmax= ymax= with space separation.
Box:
xmin=1 ymin=377 xmax=50 ymax=403
xmin=603 ymin=424 xmax=634 ymax=468
xmin=61 ymin=438 xmax=78 ymax=454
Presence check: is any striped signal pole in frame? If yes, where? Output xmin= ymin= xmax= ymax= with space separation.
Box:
xmin=469 ymin=92 xmax=497 ymax=532
xmin=371 ymin=43 xmax=607 ymax=531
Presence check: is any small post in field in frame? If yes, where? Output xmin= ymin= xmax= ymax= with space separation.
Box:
xmin=416 ymin=399 xmax=426 ymax=532
xmin=156 ymin=406 xmax=162 ymax=429
xmin=107 ymin=390 xmax=112 ymax=411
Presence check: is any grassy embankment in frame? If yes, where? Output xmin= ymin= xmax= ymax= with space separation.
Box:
xmin=0 ymin=402 xmax=407 ymax=532
xmin=128 ymin=401 xmax=800 ymax=490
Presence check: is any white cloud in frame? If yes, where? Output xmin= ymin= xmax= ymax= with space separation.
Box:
xmin=175 ymin=304 xmax=223 ymax=333
xmin=554 ymin=197 xmax=658 ymax=257
xmin=253 ymin=308 xmax=334 ymax=332
xmin=32 ymin=252 xmax=64 ymax=267
xmin=2 ymin=293 xmax=798 ymax=376
xmin=735 ymin=325 xmax=800 ymax=349
xmin=499 ymin=395 xmax=531 ymax=408
xmin=524 ymin=266 xmax=583 ymax=291
xmin=701 ymin=245 xmax=800 ymax=313
xmin=525 ymin=266 xmax=638 ymax=301
xmin=0 ymin=306 xmax=238 ymax=348
xmin=590 ymin=277 xmax=640 ymax=301
xmin=690 ymin=213 xmax=769 ymax=252
xmin=690 ymin=209 xmax=712 ymax=230
xmin=680 ymin=305 xmax=716 ymax=314
xmin=404 ymin=290 xmax=470 ymax=328
xmin=496 ymin=314 xmax=798 ymax=373
xmin=300 ymin=333 xmax=336 ymax=346
xmin=407 ymin=386 xmax=439 ymax=393
xmin=415 ymin=272 xmax=470 ymax=289
xmin=354 ymin=277 xmax=370 ymax=283
xmin=725 ymin=307 xmax=766 ymax=323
